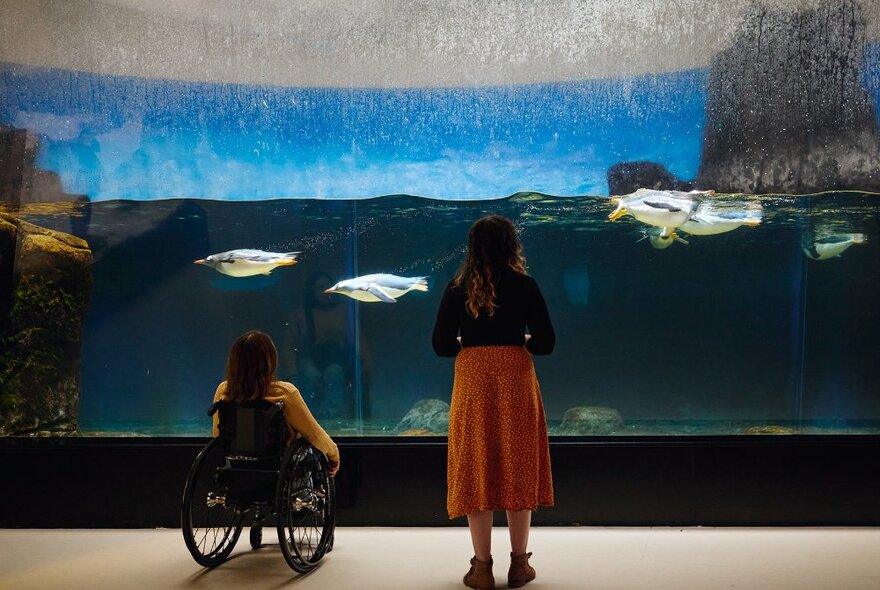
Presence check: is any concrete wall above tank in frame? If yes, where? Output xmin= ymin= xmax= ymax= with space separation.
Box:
xmin=1 ymin=0 xmax=878 ymax=88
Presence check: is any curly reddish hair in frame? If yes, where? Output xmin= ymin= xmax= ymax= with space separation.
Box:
xmin=453 ymin=215 xmax=527 ymax=317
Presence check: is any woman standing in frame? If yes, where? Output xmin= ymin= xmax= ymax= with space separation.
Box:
xmin=433 ymin=215 xmax=555 ymax=590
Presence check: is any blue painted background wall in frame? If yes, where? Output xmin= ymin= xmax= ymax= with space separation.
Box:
xmin=5 ymin=64 xmax=704 ymax=200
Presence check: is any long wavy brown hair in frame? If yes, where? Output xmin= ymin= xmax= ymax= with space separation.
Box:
xmin=225 ymin=330 xmax=278 ymax=402
xmin=454 ymin=215 xmax=527 ymax=317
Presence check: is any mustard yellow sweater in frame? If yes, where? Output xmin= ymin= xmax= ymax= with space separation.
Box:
xmin=212 ymin=380 xmax=340 ymax=463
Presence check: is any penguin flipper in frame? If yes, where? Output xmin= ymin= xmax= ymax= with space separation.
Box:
xmin=644 ymin=200 xmax=682 ymax=212
xmin=366 ymin=284 xmax=397 ymax=303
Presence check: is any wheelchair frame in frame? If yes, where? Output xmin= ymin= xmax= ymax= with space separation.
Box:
xmin=181 ymin=399 xmax=336 ymax=573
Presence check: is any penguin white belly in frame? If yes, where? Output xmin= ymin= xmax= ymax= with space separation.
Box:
xmin=679 ymin=219 xmax=744 ymax=236
xmin=349 ymin=286 xmax=410 ymax=302
xmin=632 ymin=208 xmax=690 ymax=229
xmin=218 ymin=261 xmax=279 ymax=277
xmin=807 ymin=241 xmax=855 ymax=260
xmin=347 ymin=290 xmax=382 ymax=302
xmin=383 ymin=287 xmax=411 ymax=298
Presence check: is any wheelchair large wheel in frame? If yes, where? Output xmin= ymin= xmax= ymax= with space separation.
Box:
xmin=182 ymin=438 xmax=245 ymax=567
xmin=276 ymin=439 xmax=336 ymax=574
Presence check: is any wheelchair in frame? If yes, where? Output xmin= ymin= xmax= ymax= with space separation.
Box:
xmin=181 ymin=399 xmax=336 ymax=573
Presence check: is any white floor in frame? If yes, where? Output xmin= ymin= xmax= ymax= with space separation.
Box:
xmin=1 ymin=527 xmax=879 ymax=590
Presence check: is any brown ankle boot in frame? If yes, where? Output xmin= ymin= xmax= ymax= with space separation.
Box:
xmin=508 ymin=552 xmax=535 ymax=588
xmin=463 ymin=555 xmax=495 ymax=589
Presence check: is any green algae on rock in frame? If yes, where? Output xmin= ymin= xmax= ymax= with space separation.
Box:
xmin=742 ymin=425 xmax=797 ymax=435
xmin=558 ymin=406 xmax=624 ymax=435
xmin=395 ymin=399 xmax=450 ymax=435
xmin=0 ymin=212 xmax=93 ymax=436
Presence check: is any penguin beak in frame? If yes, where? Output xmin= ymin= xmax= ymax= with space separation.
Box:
xmin=194 ymin=259 xmax=206 ymax=265
xmin=608 ymin=207 xmax=627 ymax=222
xmin=323 ymin=287 xmax=335 ymax=294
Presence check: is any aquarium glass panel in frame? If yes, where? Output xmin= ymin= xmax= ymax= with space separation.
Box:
xmin=1 ymin=0 xmax=879 ymax=437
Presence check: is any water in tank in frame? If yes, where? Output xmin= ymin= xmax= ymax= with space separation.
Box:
xmin=1 ymin=0 xmax=878 ymax=437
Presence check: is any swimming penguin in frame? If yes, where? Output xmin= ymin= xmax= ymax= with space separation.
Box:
xmin=679 ymin=204 xmax=762 ymax=236
xmin=802 ymin=234 xmax=867 ymax=260
xmin=194 ymin=249 xmax=301 ymax=277
xmin=609 ymin=188 xmax=709 ymax=239
xmin=637 ymin=226 xmax=690 ymax=249
xmin=324 ymin=274 xmax=429 ymax=303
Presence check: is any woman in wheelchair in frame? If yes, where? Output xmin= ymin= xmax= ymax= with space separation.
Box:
xmin=182 ymin=330 xmax=339 ymax=573
xmin=212 ymin=330 xmax=340 ymax=477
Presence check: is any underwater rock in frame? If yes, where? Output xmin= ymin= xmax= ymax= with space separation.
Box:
xmin=607 ymin=161 xmax=694 ymax=196
xmin=697 ymin=0 xmax=880 ymax=193
xmin=742 ymin=425 xmax=796 ymax=435
xmin=0 ymin=212 xmax=93 ymax=436
xmin=394 ymin=399 xmax=450 ymax=435
xmin=559 ymin=406 xmax=624 ymax=435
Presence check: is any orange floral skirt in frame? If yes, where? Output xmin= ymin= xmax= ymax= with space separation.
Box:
xmin=447 ymin=346 xmax=554 ymax=519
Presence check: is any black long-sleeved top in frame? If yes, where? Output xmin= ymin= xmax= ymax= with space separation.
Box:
xmin=432 ymin=268 xmax=555 ymax=357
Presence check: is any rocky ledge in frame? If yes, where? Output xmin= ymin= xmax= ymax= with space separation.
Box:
xmin=0 ymin=212 xmax=93 ymax=436
xmin=608 ymin=0 xmax=880 ymax=195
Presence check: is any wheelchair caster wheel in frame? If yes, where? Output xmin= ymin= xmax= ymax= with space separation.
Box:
xmin=250 ymin=523 xmax=263 ymax=549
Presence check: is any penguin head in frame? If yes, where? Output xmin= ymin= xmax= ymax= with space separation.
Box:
xmin=194 ymin=258 xmax=221 ymax=269
xmin=324 ymin=282 xmax=342 ymax=294
xmin=649 ymin=233 xmax=675 ymax=249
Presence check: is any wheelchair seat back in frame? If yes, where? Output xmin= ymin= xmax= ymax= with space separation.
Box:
xmin=209 ymin=399 xmax=287 ymax=505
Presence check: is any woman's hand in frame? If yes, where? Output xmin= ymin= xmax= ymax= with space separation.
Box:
xmin=328 ymin=459 xmax=340 ymax=478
